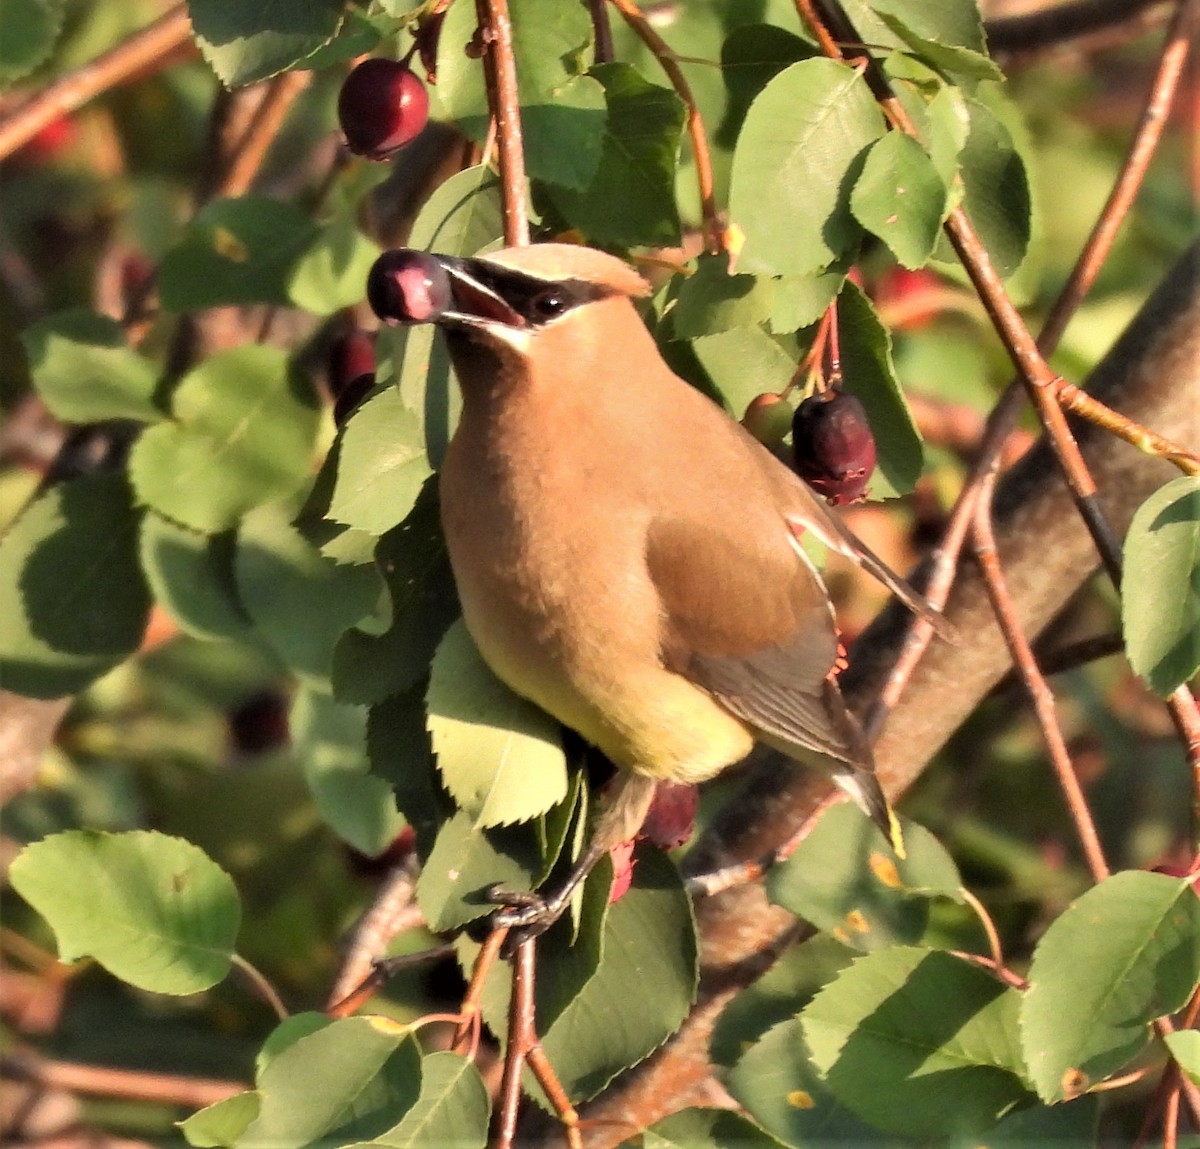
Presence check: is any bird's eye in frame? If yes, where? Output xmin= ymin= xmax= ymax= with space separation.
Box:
xmin=532 ymin=290 xmax=567 ymax=320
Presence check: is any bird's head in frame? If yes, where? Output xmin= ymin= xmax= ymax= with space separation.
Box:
xmin=367 ymin=243 xmax=652 ymax=386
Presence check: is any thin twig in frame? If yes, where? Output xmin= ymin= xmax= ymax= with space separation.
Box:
xmin=606 ymin=0 xmax=721 ymax=252
xmin=493 ymin=939 xmax=536 ymax=1149
xmin=212 ymin=70 xmax=312 ymax=199
xmin=474 ymin=0 xmax=528 ymax=246
xmin=325 ymin=943 xmax=457 ymax=1020
xmin=588 ymin=0 xmax=615 ymax=65
xmin=958 ymin=886 xmax=1006 ymax=972
xmin=971 ymin=471 xmax=1111 ymax=884
xmin=0 ymin=4 xmax=193 ymax=162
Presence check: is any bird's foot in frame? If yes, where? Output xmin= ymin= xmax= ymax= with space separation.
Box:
xmin=484 ymin=884 xmax=570 ymax=954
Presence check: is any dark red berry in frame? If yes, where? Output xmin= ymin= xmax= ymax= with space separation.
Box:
xmin=641 ymin=782 xmax=699 ymax=850
xmin=792 ymin=390 xmax=877 ymax=505
xmin=333 ymin=372 xmax=376 ymax=427
xmin=338 ymin=58 xmax=430 ymax=160
xmin=327 ymin=331 xmax=377 ymax=426
xmin=367 ymin=249 xmax=452 ymax=325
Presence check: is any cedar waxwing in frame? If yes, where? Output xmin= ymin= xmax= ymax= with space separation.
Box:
xmin=368 ymin=243 xmax=946 ymax=932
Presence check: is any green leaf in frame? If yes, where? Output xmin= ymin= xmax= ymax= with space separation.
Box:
xmin=290 ymin=688 xmax=404 ymax=857
xmin=332 ymin=477 xmax=460 ymax=706
xmin=180 ymin=1092 xmax=261 ymax=1148
xmin=158 ymin=197 xmax=319 ymax=309
xmin=730 ymin=58 xmax=885 ymax=276
xmin=850 ymin=131 xmax=948 ymax=268
xmin=0 ymin=0 xmax=65 ymax=83
xmin=426 ymin=620 xmax=568 ymax=829
xmin=189 ymin=0 xmax=345 ymax=87
xmin=727 ymin=1017 xmax=893 ymax=1147
xmin=415 ymin=809 xmax=549 ymax=933
xmin=1166 ymin=1030 xmax=1200 ymax=1089
xmin=361 ymin=1051 xmax=490 ymax=1148
xmin=544 ymin=62 xmax=685 ymax=248
xmin=408 ymin=164 xmax=504 ymax=256
xmin=768 ymin=805 xmax=962 ymax=950
xmin=288 ymin=211 xmax=381 ymax=316
xmin=139 ymin=513 xmax=249 ymax=642
xmin=768 ymin=268 xmax=848 ymax=334
xmin=832 ymin=282 xmax=924 ymax=498
xmin=1020 ymin=871 xmax=1200 ymax=1102
xmin=803 ymin=947 xmax=1031 ymax=1137
xmin=434 ymin=0 xmax=603 ymax=190
xmin=9 ymin=829 xmax=240 ymax=994
xmin=875 ymin=9 xmax=1001 ymax=83
xmin=328 ymin=385 xmax=433 ymax=535
xmin=949 ymin=1096 xmax=1100 ymax=1148
xmin=0 ymin=472 xmax=150 ymax=698
xmin=235 ymin=502 xmax=381 ymax=688
xmin=717 ymin=23 xmax=815 ymax=148
xmin=690 ymin=326 xmax=796 ymax=417
xmin=21 ymin=309 xmax=163 ymax=423
xmin=1122 ymin=476 xmax=1200 ymax=696
xmin=538 ymin=848 xmax=698 ymax=1102
xmin=367 ymin=685 xmax=443 ymax=857
xmin=237 ymin=1018 xmax=420 ymax=1148
xmin=672 ymin=253 xmax=776 ymax=339
xmin=129 ymin=346 xmax=320 ymax=533
xmin=955 ymin=97 xmax=1032 ymax=279
xmin=840 ymin=0 xmax=987 ymax=57
xmin=639 ymin=1108 xmax=788 ymax=1149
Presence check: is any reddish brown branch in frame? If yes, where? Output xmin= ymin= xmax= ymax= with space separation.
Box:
xmin=986 ymin=0 xmax=1170 ymax=55
xmin=212 ymin=70 xmax=312 ymax=199
xmin=0 ymin=5 xmax=193 ymax=162
xmin=971 ymin=471 xmax=1110 ymax=883
xmin=474 ymin=0 xmax=528 ymax=246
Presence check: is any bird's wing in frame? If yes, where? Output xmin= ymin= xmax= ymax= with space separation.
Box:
xmin=645 ymin=514 xmax=860 ymax=765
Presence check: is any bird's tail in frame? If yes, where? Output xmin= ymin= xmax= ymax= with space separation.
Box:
xmin=831 ymin=764 xmax=906 ymax=858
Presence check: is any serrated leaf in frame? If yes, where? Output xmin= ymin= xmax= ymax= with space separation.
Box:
xmin=415 ymin=809 xmax=549 ymax=932
xmin=0 ymin=0 xmax=65 ymax=84
xmin=21 ymin=309 xmax=163 ymax=424
xmin=727 ymin=1017 xmax=893 ymax=1147
xmin=1122 ymin=476 xmax=1200 ymax=696
xmin=947 ymin=1096 xmax=1100 ymax=1148
xmin=9 ymin=830 xmax=240 ymax=994
xmin=139 ymin=513 xmax=249 ymax=642
xmin=235 ymin=502 xmax=381 ymax=688
xmin=426 ymin=620 xmax=567 ymax=828
xmin=434 ymin=0 xmax=603 ymax=189
xmin=237 ymin=1018 xmax=420 ymax=1148
xmin=332 ymin=477 xmax=460 ymax=706
xmin=361 ymin=1051 xmax=489 ymax=1148
xmin=367 ymin=685 xmax=443 ymax=857
xmin=544 ymin=62 xmax=685 ymax=248
xmin=538 ymin=848 xmax=698 ymax=1102
xmin=1021 ymin=871 xmax=1200 ymax=1102
xmin=189 ymin=0 xmax=345 ymax=87
xmin=768 ymin=267 xmax=848 ymax=334
xmin=639 ymin=1108 xmax=788 ymax=1149
xmin=0 ymin=472 xmax=150 ymax=698
xmin=833 ymin=282 xmax=924 ymax=497
xmin=328 ymin=386 xmax=433 ymax=535
xmin=129 ymin=346 xmax=320 ymax=533
xmin=956 ymin=97 xmax=1032 ymax=279
xmin=730 ymin=58 xmax=885 ymax=276
xmin=690 ymin=326 xmax=796 ymax=416
xmin=180 ymin=1092 xmax=261 ymax=1149
xmin=158 ymin=197 xmax=318 ymax=309
xmin=803 ymin=947 xmax=1031 ymax=1137
xmin=288 ymin=211 xmax=381 ymax=316
xmin=768 ymin=805 xmax=962 ymax=950
xmin=290 ymin=688 xmax=404 ymax=857
xmin=1166 ymin=1030 xmax=1200 ymax=1089
xmin=875 ymin=10 xmax=1001 ymax=83
xmin=840 ymin=0 xmax=987 ymax=57
xmin=672 ymin=252 xmax=776 ymax=339
xmin=717 ymin=23 xmax=816 ymax=148
xmin=408 ymin=164 xmax=504 ymax=256
xmin=851 ymin=131 xmax=948 ymax=268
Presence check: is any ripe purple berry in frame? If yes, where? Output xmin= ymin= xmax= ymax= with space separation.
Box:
xmin=367 ymin=249 xmax=452 ymax=325
xmin=328 ymin=331 xmax=376 ymax=426
xmin=338 ymin=58 xmax=430 ymax=160
xmin=792 ymin=390 xmax=877 ymax=505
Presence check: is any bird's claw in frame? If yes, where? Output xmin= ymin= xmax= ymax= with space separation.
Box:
xmin=484 ymin=885 xmax=565 ymax=954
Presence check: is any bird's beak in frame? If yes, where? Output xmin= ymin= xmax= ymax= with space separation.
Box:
xmin=436 ymin=256 xmax=526 ymax=331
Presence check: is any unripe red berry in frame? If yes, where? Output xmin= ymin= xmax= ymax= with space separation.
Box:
xmin=792 ymin=390 xmax=877 ymax=505
xmin=367 ymin=249 xmax=452 ymax=325
xmin=742 ymin=393 xmax=794 ymax=448
xmin=338 ymin=58 xmax=429 ymax=160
